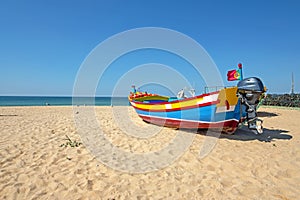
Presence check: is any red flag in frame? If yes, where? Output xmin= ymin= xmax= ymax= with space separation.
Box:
xmin=227 ymin=69 xmax=241 ymax=81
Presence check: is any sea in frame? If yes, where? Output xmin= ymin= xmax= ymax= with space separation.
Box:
xmin=0 ymin=96 xmax=130 ymax=106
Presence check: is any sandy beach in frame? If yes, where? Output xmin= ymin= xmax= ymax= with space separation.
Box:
xmin=0 ymin=106 xmax=299 ymax=199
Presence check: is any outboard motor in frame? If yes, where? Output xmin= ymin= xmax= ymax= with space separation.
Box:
xmin=237 ymin=77 xmax=265 ymax=134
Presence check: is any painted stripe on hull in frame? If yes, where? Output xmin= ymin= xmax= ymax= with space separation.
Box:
xmin=216 ymin=105 xmax=236 ymax=113
xmin=134 ymin=104 xmax=241 ymax=123
xmin=130 ymin=93 xmax=220 ymax=112
xmin=139 ymin=114 xmax=239 ymax=130
xmin=132 ymin=91 xmax=219 ymax=105
xmin=134 ymin=104 xmax=214 ymax=122
xmin=131 ymin=100 xmax=220 ymax=112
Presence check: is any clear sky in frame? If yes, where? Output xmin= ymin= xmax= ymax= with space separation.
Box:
xmin=1 ymin=0 xmax=299 ymax=96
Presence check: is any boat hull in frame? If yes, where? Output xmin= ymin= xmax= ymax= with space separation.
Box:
xmin=129 ymin=87 xmax=245 ymax=134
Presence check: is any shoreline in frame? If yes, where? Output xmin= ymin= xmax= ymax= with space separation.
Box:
xmin=0 ymin=104 xmax=130 ymax=107
xmin=0 ymin=104 xmax=299 ymax=108
xmin=0 ymin=104 xmax=299 ymax=109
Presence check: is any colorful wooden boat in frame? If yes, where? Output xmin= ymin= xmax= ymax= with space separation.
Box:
xmin=129 ymin=77 xmax=266 ymax=134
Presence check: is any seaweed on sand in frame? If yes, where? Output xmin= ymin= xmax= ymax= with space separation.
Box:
xmin=60 ymin=135 xmax=82 ymax=148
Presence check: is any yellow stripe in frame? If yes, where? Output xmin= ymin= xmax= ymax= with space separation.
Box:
xmin=134 ymin=97 xmax=204 ymax=110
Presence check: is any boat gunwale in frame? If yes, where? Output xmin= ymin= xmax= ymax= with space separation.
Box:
xmin=129 ymin=90 xmax=220 ymax=105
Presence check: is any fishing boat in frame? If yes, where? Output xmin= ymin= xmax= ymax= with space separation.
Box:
xmin=128 ymin=77 xmax=266 ymax=134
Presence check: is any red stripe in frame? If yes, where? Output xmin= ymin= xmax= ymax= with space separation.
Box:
xmin=139 ymin=115 xmax=239 ymax=131
xmin=132 ymin=100 xmax=220 ymax=112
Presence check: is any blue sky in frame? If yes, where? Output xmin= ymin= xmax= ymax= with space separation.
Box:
xmin=0 ymin=0 xmax=299 ymax=96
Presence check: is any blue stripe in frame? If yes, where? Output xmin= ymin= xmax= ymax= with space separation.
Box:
xmin=135 ymin=101 xmax=246 ymax=123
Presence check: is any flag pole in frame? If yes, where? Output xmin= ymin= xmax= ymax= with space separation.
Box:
xmin=238 ymin=63 xmax=243 ymax=80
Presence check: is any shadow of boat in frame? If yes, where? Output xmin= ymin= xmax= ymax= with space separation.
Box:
xmin=257 ymin=111 xmax=278 ymax=118
xmin=190 ymin=125 xmax=292 ymax=142
xmin=219 ymin=126 xmax=292 ymax=142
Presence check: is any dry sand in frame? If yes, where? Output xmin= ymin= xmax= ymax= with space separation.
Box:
xmin=0 ymin=106 xmax=299 ymax=199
